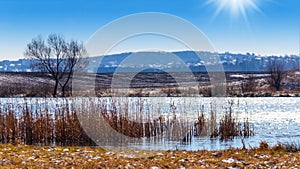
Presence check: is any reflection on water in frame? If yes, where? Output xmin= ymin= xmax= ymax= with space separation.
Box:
xmin=0 ymin=97 xmax=299 ymax=150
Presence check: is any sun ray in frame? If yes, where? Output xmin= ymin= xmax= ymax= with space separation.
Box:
xmin=247 ymin=0 xmax=264 ymax=15
xmin=239 ymin=2 xmax=248 ymax=22
xmin=214 ymin=0 xmax=227 ymax=17
xmin=208 ymin=0 xmax=263 ymax=23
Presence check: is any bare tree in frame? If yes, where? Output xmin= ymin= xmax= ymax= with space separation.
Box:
xmin=25 ymin=34 xmax=87 ymax=97
xmin=266 ymin=59 xmax=286 ymax=91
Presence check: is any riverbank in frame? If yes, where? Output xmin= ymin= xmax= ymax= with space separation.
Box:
xmin=1 ymin=72 xmax=300 ymax=97
xmin=0 ymin=143 xmax=299 ymax=168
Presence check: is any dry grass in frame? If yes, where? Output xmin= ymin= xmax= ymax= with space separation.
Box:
xmin=0 ymin=143 xmax=298 ymax=168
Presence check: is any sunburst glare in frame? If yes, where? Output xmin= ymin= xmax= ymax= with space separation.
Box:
xmin=208 ymin=0 xmax=263 ymax=22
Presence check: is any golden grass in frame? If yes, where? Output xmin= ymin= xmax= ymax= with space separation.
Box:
xmin=0 ymin=143 xmax=299 ymax=168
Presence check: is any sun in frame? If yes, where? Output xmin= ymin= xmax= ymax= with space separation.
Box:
xmin=208 ymin=0 xmax=262 ymax=22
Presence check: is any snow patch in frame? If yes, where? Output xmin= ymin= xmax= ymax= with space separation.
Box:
xmin=230 ymin=74 xmax=245 ymax=78
xmin=294 ymin=71 xmax=300 ymax=75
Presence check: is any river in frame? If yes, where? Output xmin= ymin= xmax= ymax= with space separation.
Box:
xmin=0 ymin=97 xmax=299 ymax=150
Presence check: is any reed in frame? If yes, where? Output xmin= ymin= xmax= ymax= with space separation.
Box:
xmin=193 ymin=100 xmax=253 ymax=141
xmin=0 ymin=97 xmax=254 ymax=146
xmin=194 ymin=105 xmax=206 ymax=136
xmin=280 ymin=140 xmax=300 ymax=152
xmin=0 ymin=98 xmax=94 ymax=146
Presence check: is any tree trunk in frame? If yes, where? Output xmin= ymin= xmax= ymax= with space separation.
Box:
xmin=61 ymin=86 xmax=65 ymax=97
xmin=60 ymin=72 xmax=72 ymax=97
xmin=53 ymin=80 xmax=59 ymax=97
xmin=276 ymin=83 xmax=281 ymax=91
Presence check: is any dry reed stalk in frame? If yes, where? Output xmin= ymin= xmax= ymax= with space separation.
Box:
xmin=0 ymin=97 xmax=254 ymax=146
xmin=194 ymin=112 xmax=205 ymax=136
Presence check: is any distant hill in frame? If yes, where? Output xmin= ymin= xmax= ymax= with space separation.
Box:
xmin=0 ymin=51 xmax=299 ymax=72
xmin=0 ymin=59 xmax=33 ymax=72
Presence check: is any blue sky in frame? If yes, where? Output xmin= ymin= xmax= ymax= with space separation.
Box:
xmin=0 ymin=0 xmax=299 ymax=61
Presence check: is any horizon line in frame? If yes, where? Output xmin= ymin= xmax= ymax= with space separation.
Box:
xmin=1 ymin=50 xmax=300 ymax=62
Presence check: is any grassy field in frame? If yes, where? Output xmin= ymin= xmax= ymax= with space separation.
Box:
xmin=0 ymin=143 xmax=299 ymax=168
xmin=1 ymin=72 xmax=299 ymax=97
